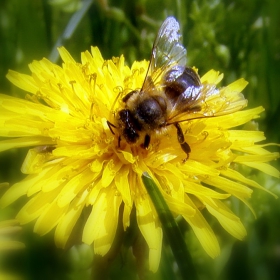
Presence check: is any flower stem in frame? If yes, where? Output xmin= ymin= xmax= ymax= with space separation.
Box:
xmin=142 ymin=172 xmax=198 ymax=280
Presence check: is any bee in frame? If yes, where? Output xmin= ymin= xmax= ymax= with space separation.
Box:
xmin=107 ymin=17 xmax=244 ymax=158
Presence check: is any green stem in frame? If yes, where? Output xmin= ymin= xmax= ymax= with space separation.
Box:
xmin=141 ymin=172 xmax=198 ymax=280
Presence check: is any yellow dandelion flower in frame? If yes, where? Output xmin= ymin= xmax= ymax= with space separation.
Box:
xmin=0 ymin=45 xmax=278 ymax=272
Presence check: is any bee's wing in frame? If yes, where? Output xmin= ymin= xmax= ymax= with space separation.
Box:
xmin=141 ymin=17 xmax=187 ymax=92
xmin=168 ymin=83 xmax=247 ymax=122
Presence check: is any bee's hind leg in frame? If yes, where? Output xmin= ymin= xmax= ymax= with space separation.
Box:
xmin=174 ymin=123 xmax=191 ymax=161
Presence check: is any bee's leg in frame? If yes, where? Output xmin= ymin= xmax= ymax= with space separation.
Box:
xmin=141 ymin=134 xmax=150 ymax=149
xmin=174 ymin=123 xmax=191 ymax=160
xmin=107 ymin=120 xmax=116 ymax=135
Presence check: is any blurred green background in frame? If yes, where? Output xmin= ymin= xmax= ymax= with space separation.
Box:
xmin=0 ymin=0 xmax=279 ymax=279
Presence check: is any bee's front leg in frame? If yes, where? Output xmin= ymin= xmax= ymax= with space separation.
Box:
xmin=174 ymin=123 xmax=191 ymax=160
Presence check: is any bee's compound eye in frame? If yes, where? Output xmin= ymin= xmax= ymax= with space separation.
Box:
xmin=118 ymin=109 xmax=140 ymax=144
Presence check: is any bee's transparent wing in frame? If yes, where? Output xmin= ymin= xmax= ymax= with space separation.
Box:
xmin=141 ymin=17 xmax=187 ymax=92
xmin=168 ymin=83 xmax=248 ymax=122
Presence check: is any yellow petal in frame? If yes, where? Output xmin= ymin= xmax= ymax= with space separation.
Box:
xmin=183 ymin=194 xmax=220 ymax=258
xmin=204 ymin=198 xmax=247 ymax=239
xmin=136 ymin=196 xmax=162 ymax=272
